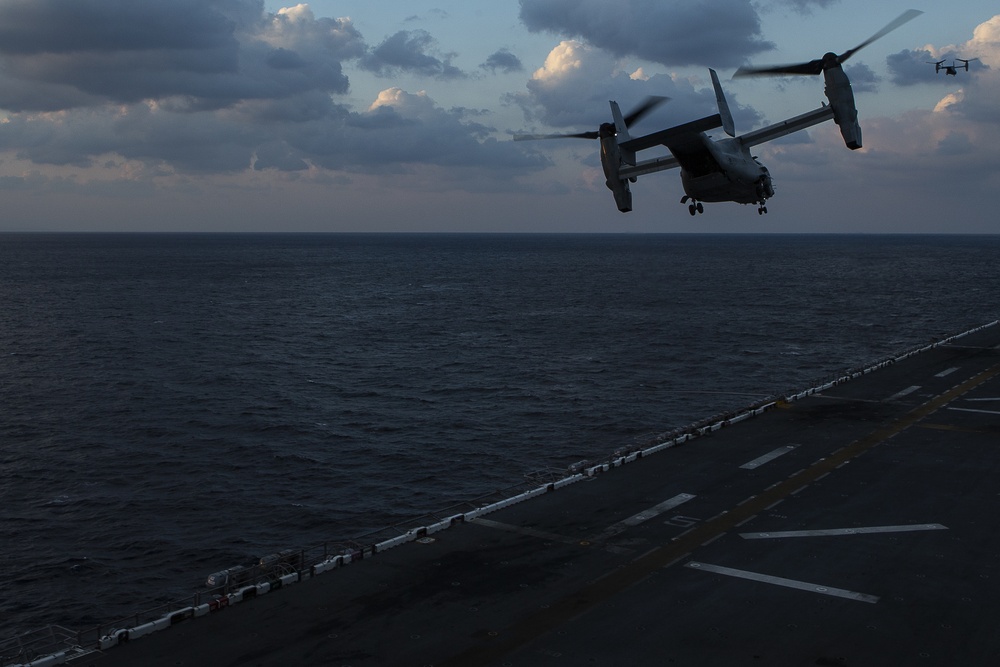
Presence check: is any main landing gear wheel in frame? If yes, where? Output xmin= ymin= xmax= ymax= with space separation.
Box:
xmin=682 ymin=197 xmax=704 ymax=216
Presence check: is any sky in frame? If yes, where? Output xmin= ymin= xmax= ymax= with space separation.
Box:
xmin=0 ymin=0 xmax=997 ymax=233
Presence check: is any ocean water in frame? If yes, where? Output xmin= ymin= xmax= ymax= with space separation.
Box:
xmin=1 ymin=232 xmax=998 ymax=641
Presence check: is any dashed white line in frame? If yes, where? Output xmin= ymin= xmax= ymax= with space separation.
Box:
xmin=686 ymin=562 xmax=879 ymax=603
xmin=739 ymin=524 xmax=948 ymax=540
xmin=740 ymin=445 xmax=799 ymax=470
xmin=887 ymin=385 xmax=921 ymax=401
xmin=591 ymin=493 xmax=696 ymax=541
xmin=947 ymin=407 xmax=1000 ymax=416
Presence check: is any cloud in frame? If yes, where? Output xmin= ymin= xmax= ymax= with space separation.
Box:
xmin=774 ymin=0 xmax=841 ymax=12
xmin=511 ymin=41 xmax=762 ymax=132
xmin=518 ymin=0 xmax=773 ymax=68
xmin=0 ymin=0 xmax=537 ymax=180
xmin=481 ymin=49 xmax=524 ymax=74
xmin=336 ymin=88 xmax=538 ymax=171
xmin=0 ymin=87 xmax=544 ymax=177
xmin=0 ymin=0 xmax=367 ymax=113
xmin=844 ymin=63 xmax=879 ymax=93
xmin=0 ymin=0 xmax=237 ymax=55
xmin=358 ymin=30 xmax=466 ymax=80
xmin=886 ymin=49 xmax=937 ymax=86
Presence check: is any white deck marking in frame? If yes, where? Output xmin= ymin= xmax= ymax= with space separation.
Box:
xmin=965 ymin=397 xmax=1000 ymax=402
xmin=591 ymin=493 xmax=695 ymax=541
xmin=740 ymin=445 xmax=798 ymax=470
xmin=887 ymin=385 xmax=921 ymax=400
xmin=739 ymin=524 xmax=947 ymax=540
xmin=621 ymin=494 xmax=696 ymax=526
xmin=471 ymin=518 xmax=583 ymax=546
xmin=686 ymin=562 xmax=879 ymax=603
xmin=948 ymin=407 xmax=1000 ymax=416
xmin=935 ymin=367 xmax=960 ymax=378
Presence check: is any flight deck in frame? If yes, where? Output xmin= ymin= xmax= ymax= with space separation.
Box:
xmin=11 ymin=322 xmax=1000 ymax=666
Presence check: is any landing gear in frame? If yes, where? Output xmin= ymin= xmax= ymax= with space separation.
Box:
xmin=755 ymin=178 xmax=771 ymax=215
xmin=681 ymin=195 xmax=704 ymax=216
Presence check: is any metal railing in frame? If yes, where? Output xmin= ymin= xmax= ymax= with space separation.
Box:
xmin=0 ymin=625 xmax=98 ymax=666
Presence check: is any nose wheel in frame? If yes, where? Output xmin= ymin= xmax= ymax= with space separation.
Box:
xmin=681 ymin=196 xmax=704 ymax=216
xmin=757 ymin=204 xmax=768 ymax=215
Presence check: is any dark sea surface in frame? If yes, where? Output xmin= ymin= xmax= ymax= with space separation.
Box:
xmin=1 ymin=232 xmax=998 ymax=640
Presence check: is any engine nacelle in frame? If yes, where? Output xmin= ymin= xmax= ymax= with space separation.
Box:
xmin=823 ymin=62 xmax=862 ymax=150
xmin=606 ymin=177 xmax=633 ymax=212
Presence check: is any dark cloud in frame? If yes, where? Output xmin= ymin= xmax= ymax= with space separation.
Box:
xmin=0 ymin=90 xmax=545 ymax=176
xmin=935 ymin=130 xmax=975 ymax=157
xmin=518 ymin=0 xmax=773 ymax=68
xmin=844 ymin=63 xmax=879 ymax=93
xmin=0 ymin=0 xmax=366 ymax=112
xmin=0 ymin=0 xmax=536 ymax=178
xmin=0 ymin=0 xmax=236 ymax=54
xmin=1 ymin=73 xmax=546 ymax=178
xmin=282 ymin=92 xmax=545 ymax=174
xmin=359 ymin=30 xmax=466 ymax=80
xmin=481 ymin=49 xmax=524 ymax=74
xmin=887 ymin=49 xmax=931 ymax=86
xmin=773 ymin=0 xmax=841 ymax=13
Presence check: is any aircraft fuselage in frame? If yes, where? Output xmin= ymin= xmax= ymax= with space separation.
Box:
xmin=678 ymin=136 xmax=773 ymax=204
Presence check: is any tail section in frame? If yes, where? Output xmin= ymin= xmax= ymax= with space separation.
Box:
xmin=709 ymin=69 xmax=735 ymax=137
xmin=610 ymin=101 xmax=636 ymax=166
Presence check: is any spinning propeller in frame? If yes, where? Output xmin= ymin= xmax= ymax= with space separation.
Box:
xmin=734 ymin=9 xmax=923 ymax=77
xmin=513 ymin=96 xmax=668 ymax=141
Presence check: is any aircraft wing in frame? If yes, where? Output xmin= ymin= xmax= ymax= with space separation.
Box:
xmin=619 ymin=114 xmax=723 ymax=154
xmin=737 ymin=106 xmax=835 ymax=149
xmin=617 ymin=114 xmax=722 ymax=179
xmin=618 ymin=153 xmax=681 ymax=180
xmin=616 ymin=106 xmax=835 ymax=180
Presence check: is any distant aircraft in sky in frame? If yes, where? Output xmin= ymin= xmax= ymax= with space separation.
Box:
xmin=927 ymin=58 xmax=978 ymax=75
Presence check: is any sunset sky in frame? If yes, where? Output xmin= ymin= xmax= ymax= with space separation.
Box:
xmin=0 ymin=1 xmax=996 ymax=233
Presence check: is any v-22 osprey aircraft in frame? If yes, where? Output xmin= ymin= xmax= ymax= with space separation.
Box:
xmin=928 ymin=57 xmax=978 ymax=75
xmin=515 ymin=10 xmax=922 ymax=216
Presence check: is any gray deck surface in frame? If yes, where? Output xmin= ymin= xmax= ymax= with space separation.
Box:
xmin=76 ymin=324 xmax=1000 ymax=666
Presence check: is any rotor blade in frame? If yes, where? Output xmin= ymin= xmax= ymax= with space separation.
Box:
xmin=513 ymin=95 xmax=668 ymax=142
xmin=622 ymin=96 xmax=669 ymax=127
xmin=837 ymin=9 xmax=923 ymax=63
xmin=513 ymin=131 xmax=598 ymax=141
xmin=734 ymin=59 xmax=824 ymax=77
xmin=734 ymin=9 xmax=922 ymax=78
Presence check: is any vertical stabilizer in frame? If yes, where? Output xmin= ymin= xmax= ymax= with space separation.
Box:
xmin=610 ymin=101 xmax=636 ymax=165
xmin=610 ymin=101 xmax=630 ymax=142
xmin=710 ymin=69 xmax=736 ymax=137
